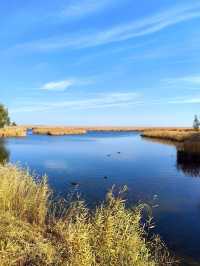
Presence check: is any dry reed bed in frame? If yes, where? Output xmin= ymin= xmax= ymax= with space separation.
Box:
xmin=31 ymin=126 xmax=192 ymax=135
xmin=141 ymin=130 xmax=199 ymax=142
xmin=0 ymin=164 xmax=174 ymax=266
xmin=86 ymin=127 xmax=143 ymax=132
xmin=32 ymin=127 xmax=87 ymax=136
xmin=86 ymin=127 xmax=191 ymax=132
xmin=0 ymin=127 xmax=27 ymax=137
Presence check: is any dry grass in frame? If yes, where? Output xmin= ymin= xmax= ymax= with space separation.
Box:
xmin=0 ymin=164 xmax=175 ymax=266
xmin=32 ymin=127 xmax=87 ymax=136
xmin=141 ymin=130 xmax=199 ymax=142
xmin=0 ymin=127 xmax=27 ymax=137
xmin=29 ymin=126 xmax=192 ymax=133
xmin=86 ymin=127 xmax=191 ymax=132
xmin=86 ymin=127 xmax=143 ymax=132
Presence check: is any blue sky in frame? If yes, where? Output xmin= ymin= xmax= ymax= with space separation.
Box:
xmin=1 ymin=0 xmax=200 ymax=126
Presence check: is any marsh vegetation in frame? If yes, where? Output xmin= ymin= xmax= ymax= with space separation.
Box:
xmin=0 ymin=164 xmax=174 ymax=266
xmin=141 ymin=130 xmax=199 ymax=142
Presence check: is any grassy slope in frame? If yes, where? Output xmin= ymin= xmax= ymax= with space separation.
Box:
xmin=0 ymin=164 xmax=174 ymax=266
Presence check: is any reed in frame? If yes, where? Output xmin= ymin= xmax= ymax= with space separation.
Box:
xmin=141 ymin=130 xmax=198 ymax=142
xmin=32 ymin=127 xmax=87 ymax=136
xmin=27 ymin=125 xmax=192 ymax=134
xmin=0 ymin=164 xmax=174 ymax=265
xmin=0 ymin=126 xmax=27 ymax=137
xmin=86 ymin=127 xmax=191 ymax=132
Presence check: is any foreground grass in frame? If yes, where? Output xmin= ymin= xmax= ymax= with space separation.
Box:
xmin=0 ymin=164 xmax=175 ymax=266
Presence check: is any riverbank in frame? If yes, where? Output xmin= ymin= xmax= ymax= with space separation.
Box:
xmin=28 ymin=125 xmax=192 ymax=136
xmin=0 ymin=126 xmax=27 ymax=137
xmin=141 ymin=130 xmax=199 ymax=142
xmin=0 ymin=164 xmax=174 ymax=265
xmin=0 ymin=126 xmax=196 ymax=140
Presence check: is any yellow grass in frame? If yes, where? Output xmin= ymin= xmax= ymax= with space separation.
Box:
xmin=86 ymin=127 xmax=191 ymax=132
xmin=29 ymin=126 xmax=193 ymax=136
xmin=0 ymin=127 xmax=27 ymax=137
xmin=32 ymin=127 xmax=87 ymax=136
xmin=0 ymin=164 xmax=174 ymax=265
xmin=141 ymin=130 xmax=199 ymax=142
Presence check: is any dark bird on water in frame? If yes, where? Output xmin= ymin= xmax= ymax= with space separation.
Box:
xmin=70 ymin=182 xmax=80 ymax=186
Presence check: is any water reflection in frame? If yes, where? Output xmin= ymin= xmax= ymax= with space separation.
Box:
xmin=0 ymin=139 xmax=9 ymax=164
xmin=176 ymin=141 xmax=200 ymax=177
xmin=142 ymin=136 xmax=200 ymax=177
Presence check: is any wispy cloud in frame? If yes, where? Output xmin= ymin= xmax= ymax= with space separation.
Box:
xmin=168 ymin=96 xmax=200 ymax=104
xmin=10 ymin=92 xmax=142 ymax=113
xmin=41 ymin=79 xmax=74 ymax=91
xmin=12 ymin=3 xmax=200 ymax=53
xmin=10 ymin=89 xmax=200 ymax=115
xmin=162 ymin=75 xmax=200 ymax=92
xmin=60 ymin=0 xmax=114 ymax=19
xmin=166 ymin=75 xmax=200 ymax=86
xmin=40 ymin=78 xmax=93 ymax=91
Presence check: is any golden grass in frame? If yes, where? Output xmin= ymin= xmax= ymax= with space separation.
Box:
xmin=0 ymin=164 xmax=174 ymax=266
xmin=29 ymin=126 xmax=192 ymax=133
xmin=32 ymin=127 xmax=87 ymax=136
xmin=0 ymin=127 xmax=27 ymax=137
xmin=86 ymin=127 xmax=143 ymax=132
xmin=86 ymin=127 xmax=191 ymax=132
xmin=141 ymin=130 xmax=199 ymax=142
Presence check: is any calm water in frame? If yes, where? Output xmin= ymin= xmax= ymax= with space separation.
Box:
xmin=1 ymin=132 xmax=200 ymax=265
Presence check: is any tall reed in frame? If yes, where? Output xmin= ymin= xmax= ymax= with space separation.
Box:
xmin=0 ymin=164 xmax=175 ymax=265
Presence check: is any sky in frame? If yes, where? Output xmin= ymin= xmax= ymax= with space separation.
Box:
xmin=1 ymin=0 xmax=200 ymax=126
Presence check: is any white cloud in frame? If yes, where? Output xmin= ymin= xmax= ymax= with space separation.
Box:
xmin=41 ymin=79 xmax=74 ymax=91
xmin=13 ymin=3 xmax=200 ymax=53
xmin=40 ymin=78 xmax=93 ymax=91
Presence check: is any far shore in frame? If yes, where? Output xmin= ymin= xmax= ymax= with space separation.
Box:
xmin=1 ymin=125 xmax=199 ymax=143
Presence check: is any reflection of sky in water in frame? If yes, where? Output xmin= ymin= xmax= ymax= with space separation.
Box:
xmin=1 ymin=132 xmax=200 ymax=263
xmin=44 ymin=160 xmax=71 ymax=171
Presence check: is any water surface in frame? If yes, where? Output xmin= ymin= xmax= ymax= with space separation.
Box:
xmin=1 ymin=132 xmax=200 ymax=265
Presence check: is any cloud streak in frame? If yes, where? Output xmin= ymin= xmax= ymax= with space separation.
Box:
xmin=168 ymin=97 xmax=200 ymax=104
xmin=40 ymin=78 xmax=94 ymax=91
xmin=166 ymin=75 xmax=200 ymax=86
xmin=10 ymin=92 xmax=142 ymax=113
xmin=60 ymin=0 xmax=114 ymax=19
xmin=12 ymin=2 xmax=200 ymax=53
xmin=41 ymin=79 xmax=74 ymax=91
